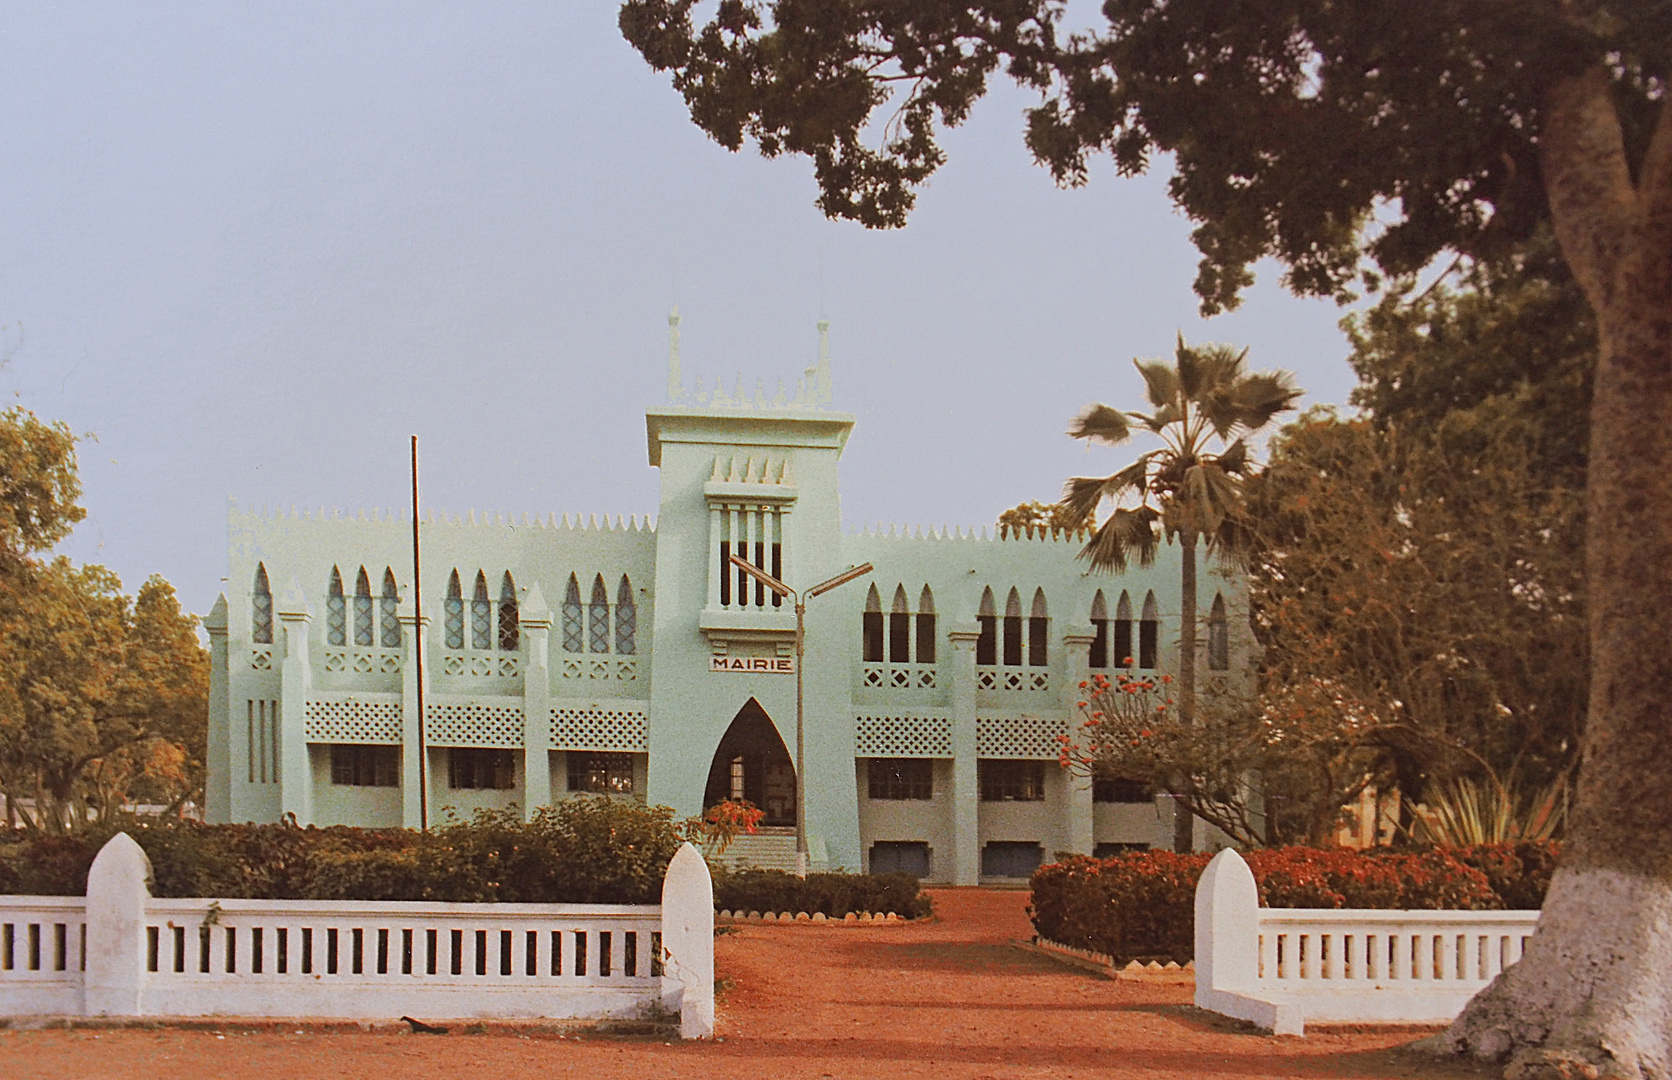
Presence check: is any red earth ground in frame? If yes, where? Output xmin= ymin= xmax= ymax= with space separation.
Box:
xmin=0 ymin=888 xmax=1497 ymax=1080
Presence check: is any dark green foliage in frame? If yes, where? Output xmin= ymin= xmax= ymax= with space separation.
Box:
xmin=0 ymin=798 xmax=686 ymax=904
xmin=1028 ymin=843 xmax=1557 ymax=964
xmin=712 ymin=867 xmax=932 ymax=919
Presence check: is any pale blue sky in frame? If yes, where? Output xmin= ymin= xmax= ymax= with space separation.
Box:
xmin=1 ymin=3 xmax=1360 ymax=618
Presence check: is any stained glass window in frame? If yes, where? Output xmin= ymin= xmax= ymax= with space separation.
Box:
xmin=471 ymin=572 xmax=492 ymax=650
xmin=498 ymin=572 xmax=519 ymax=652
xmin=326 ymin=567 xmax=346 ymax=646
xmin=380 ymin=569 xmax=400 ymax=648
xmin=615 ymin=575 xmax=636 ymax=655
xmin=561 ymin=574 xmax=583 ymax=653
xmin=252 ymin=564 xmax=273 ymax=645
xmin=353 ymin=567 xmax=374 ymax=647
xmin=588 ymin=575 xmax=610 ymax=653
xmin=444 ymin=570 xmax=464 ymax=650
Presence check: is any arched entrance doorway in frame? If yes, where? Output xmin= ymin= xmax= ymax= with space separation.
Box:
xmin=703 ymin=698 xmax=797 ymax=827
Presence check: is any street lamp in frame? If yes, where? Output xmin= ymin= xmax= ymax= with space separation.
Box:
xmin=729 ymin=554 xmax=873 ymax=878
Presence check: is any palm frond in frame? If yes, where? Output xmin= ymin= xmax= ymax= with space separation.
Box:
xmin=1213 ymin=438 xmax=1250 ymax=476
xmin=1078 ymin=506 xmax=1161 ymax=573
xmin=1067 ymin=403 xmax=1132 ymax=447
xmin=1060 ymin=459 xmax=1150 ymax=525
xmin=1134 ymin=360 xmax=1178 ymax=410
xmin=1411 ymin=777 xmax=1568 ymax=845
xmin=1231 ymin=371 xmax=1303 ymax=431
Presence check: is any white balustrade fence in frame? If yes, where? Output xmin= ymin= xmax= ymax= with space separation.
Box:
xmin=0 ymin=833 xmax=715 ymax=1037
xmin=1193 ymin=848 xmax=1540 ymax=1035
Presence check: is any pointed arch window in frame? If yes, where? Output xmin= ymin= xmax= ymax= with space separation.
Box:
xmin=1115 ymin=591 xmax=1134 ymax=668
xmin=380 ymin=569 xmax=400 ymax=648
xmin=353 ymin=567 xmax=375 ymax=646
xmin=615 ymin=575 xmax=637 ymax=655
xmin=252 ymin=564 xmax=273 ymax=645
xmin=916 ymin=586 xmax=936 ymax=665
xmin=561 ymin=574 xmax=584 ymax=653
xmin=1139 ymin=591 xmax=1160 ymax=670
xmin=889 ymin=586 xmax=911 ymax=663
xmin=499 ymin=572 xmax=519 ymax=651
xmin=1028 ymin=589 xmax=1049 ymax=667
xmin=444 ymin=570 xmax=465 ymax=650
xmin=862 ymin=584 xmax=884 ymax=662
xmin=588 ymin=574 xmax=610 ymax=653
xmin=1002 ymin=588 xmax=1024 ymax=667
xmin=471 ymin=572 xmax=492 ymax=650
xmin=1089 ymin=591 xmax=1108 ymax=668
xmin=976 ymin=588 xmax=996 ymax=665
xmin=1208 ymin=592 xmax=1230 ymax=671
xmin=326 ymin=567 xmax=347 ymax=646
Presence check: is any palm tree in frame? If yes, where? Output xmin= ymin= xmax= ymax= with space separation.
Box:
xmin=1062 ymin=336 xmax=1300 ymax=851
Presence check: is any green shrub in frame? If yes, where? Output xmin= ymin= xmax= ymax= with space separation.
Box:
xmin=0 ymin=797 xmax=688 ymax=904
xmin=1028 ymin=843 xmax=1556 ymax=965
xmin=712 ymin=867 xmax=932 ymax=919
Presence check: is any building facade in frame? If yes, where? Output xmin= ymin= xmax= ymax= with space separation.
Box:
xmin=204 ymin=321 xmax=1251 ymax=883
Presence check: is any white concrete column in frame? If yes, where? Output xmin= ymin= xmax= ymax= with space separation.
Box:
xmin=399 ymin=597 xmax=429 ymax=829
xmin=1061 ymin=624 xmax=1096 ymax=856
xmin=202 ymin=595 xmax=231 ymax=824
xmin=277 ymin=579 xmax=313 ymax=826
xmin=660 ymin=843 xmax=714 ymax=1039
xmin=84 ymin=833 xmax=150 ymax=1016
xmin=520 ymin=582 xmax=553 ymax=820
xmin=706 ymin=503 xmax=722 ymax=609
xmin=948 ymin=625 xmax=981 ymax=886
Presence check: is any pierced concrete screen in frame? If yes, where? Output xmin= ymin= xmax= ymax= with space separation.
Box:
xmin=853 ymin=715 xmax=953 ymax=758
xmin=977 ymin=714 xmax=1069 ymax=759
xmin=303 ymin=696 xmax=402 ymax=744
xmin=425 ymin=700 xmax=526 ymax=748
xmin=550 ymin=707 xmax=649 ymax=752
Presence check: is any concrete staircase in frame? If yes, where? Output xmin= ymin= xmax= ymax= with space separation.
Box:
xmin=716 ymin=827 xmax=799 ymax=873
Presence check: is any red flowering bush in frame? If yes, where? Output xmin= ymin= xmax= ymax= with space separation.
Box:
xmin=1029 ymin=842 xmax=1556 ymax=964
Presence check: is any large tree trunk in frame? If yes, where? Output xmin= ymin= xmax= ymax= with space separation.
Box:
xmin=1174 ymin=533 xmax=1197 ymax=853
xmin=1447 ymin=67 xmax=1672 ymax=1080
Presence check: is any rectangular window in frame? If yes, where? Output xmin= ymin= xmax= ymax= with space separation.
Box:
xmin=353 ymin=595 xmax=374 ymax=647
xmin=862 ymin=611 xmax=884 ymax=662
xmin=471 ymin=598 xmax=493 ymax=650
xmin=330 ymin=745 xmax=399 ymax=787
xmin=1090 ymin=619 xmax=1108 ymax=668
xmin=1114 ymin=620 xmax=1133 ymax=668
xmin=1002 ymin=614 xmax=1023 ymax=667
xmin=867 ymin=759 xmax=932 ymax=800
xmin=1093 ymin=778 xmax=1153 ymax=804
xmin=1028 ymin=616 xmax=1048 ymax=667
xmin=976 ymin=615 xmax=996 ymax=666
xmin=888 ymin=611 xmax=910 ymax=663
xmin=981 ymin=841 xmax=1044 ymax=878
xmin=978 ymin=760 xmax=1046 ymax=802
xmin=1138 ymin=619 xmax=1158 ymax=669
xmin=566 ymin=752 xmax=635 ymax=795
xmin=869 ymin=841 xmax=931 ymax=878
xmin=443 ymin=597 xmax=464 ymax=650
xmin=449 ymin=748 xmax=516 ymax=790
xmin=915 ymin=612 xmax=936 ymax=664
xmin=718 ymin=540 xmax=731 ymax=607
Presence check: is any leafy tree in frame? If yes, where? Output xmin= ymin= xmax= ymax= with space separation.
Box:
xmin=995 ymin=499 xmax=1090 ymax=538
xmin=620 ymin=4 xmax=1671 ymax=1068
xmin=1059 ymin=338 xmax=1298 ymax=850
xmin=0 ymin=407 xmax=82 ymax=579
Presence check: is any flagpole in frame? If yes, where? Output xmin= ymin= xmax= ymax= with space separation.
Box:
xmin=411 ymin=435 xmax=428 ymax=832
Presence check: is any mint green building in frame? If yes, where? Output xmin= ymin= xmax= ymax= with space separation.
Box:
xmin=203 ymin=319 xmax=1250 ymax=882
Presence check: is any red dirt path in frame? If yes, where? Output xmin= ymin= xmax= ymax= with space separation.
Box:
xmin=0 ymin=889 xmax=1496 ymax=1080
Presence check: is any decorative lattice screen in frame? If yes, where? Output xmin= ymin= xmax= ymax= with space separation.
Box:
xmin=854 ymin=714 xmax=953 ymax=758
xmin=549 ymin=707 xmax=648 ymax=752
xmin=977 ymin=714 xmax=1068 ymax=759
xmin=424 ymin=699 xmax=526 ymax=748
xmin=304 ymin=697 xmax=402 ymax=744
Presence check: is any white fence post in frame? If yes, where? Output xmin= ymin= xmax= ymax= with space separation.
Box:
xmin=83 ymin=833 xmax=150 ymax=1016
xmin=659 ymin=842 xmax=714 ymax=1039
xmin=1195 ymin=848 xmax=1258 ymax=996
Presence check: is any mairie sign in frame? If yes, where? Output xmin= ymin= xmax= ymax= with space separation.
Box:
xmin=710 ymin=656 xmax=796 ymax=674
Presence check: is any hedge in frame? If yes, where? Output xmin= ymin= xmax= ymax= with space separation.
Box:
xmin=712 ymin=867 xmax=933 ymax=920
xmin=0 ymin=798 xmax=686 ymax=904
xmin=1027 ymin=841 xmax=1560 ymax=965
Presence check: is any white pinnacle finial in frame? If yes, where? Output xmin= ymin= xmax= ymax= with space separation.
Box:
xmin=667 ymin=307 xmax=684 ymax=401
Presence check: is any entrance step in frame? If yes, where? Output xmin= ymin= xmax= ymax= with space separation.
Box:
xmin=716 ymin=828 xmax=800 ymax=873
